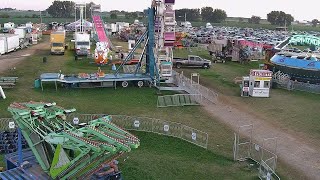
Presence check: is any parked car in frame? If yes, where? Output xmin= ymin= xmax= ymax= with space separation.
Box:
xmin=173 ymin=55 xmax=212 ymax=69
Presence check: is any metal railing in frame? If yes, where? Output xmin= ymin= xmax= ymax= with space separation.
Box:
xmin=233 ymin=125 xmax=280 ymax=179
xmin=172 ymin=71 xmax=218 ymax=104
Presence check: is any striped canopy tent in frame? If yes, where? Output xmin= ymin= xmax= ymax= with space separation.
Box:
xmin=65 ymin=20 xmax=93 ymax=31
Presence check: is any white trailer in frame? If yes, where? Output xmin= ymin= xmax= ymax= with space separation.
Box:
xmin=0 ymin=34 xmax=20 ymax=53
xmin=14 ymin=27 xmax=27 ymax=39
xmin=32 ymin=33 xmax=38 ymax=44
xmin=111 ymin=24 xmax=117 ymax=33
xmin=74 ymin=32 xmax=90 ymax=56
xmin=0 ymin=39 xmax=5 ymax=55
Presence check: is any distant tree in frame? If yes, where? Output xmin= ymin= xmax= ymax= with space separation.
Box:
xmin=85 ymin=2 xmax=95 ymax=19
xmin=131 ymin=12 xmax=138 ymax=19
xmin=284 ymin=14 xmax=294 ymax=26
xmin=239 ymin=17 xmax=244 ymax=23
xmin=110 ymin=10 xmax=120 ymax=14
xmin=201 ymin=7 xmax=214 ymax=22
xmin=0 ymin=13 xmax=10 ymax=18
xmin=125 ymin=12 xmax=138 ymax=19
xmin=32 ymin=14 xmax=39 ymax=18
xmin=312 ymin=19 xmax=319 ymax=27
xmin=267 ymin=11 xmax=279 ymax=25
xmin=110 ymin=13 xmax=117 ymax=19
xmin=267 ymin=11 xmax=294 ymax=26
xmin=24 ymin=15 xmax=30 ymax=18
xmin=47 ymin=1 xmax=75 ymax=18
xmin=176 ymin=8 xmax=200 ymax=21
xmin=212 ymin=9 xmax=227 ymax=23
xmin=125 ymin=12 xmax=131 ymax=19
xmin=248 ymin=16 xmax=261 ymax=24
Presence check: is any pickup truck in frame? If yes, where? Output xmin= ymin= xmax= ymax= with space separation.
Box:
xmin=173 ymin=55 xmax=212 ymax=69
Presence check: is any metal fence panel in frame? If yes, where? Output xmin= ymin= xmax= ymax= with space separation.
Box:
xmin=110 ymin=115 xmax=208 ymax=149
xmin=251 ymin=143 xmax=262 ymax=163
xmin=2 ymin=115 xmax=209 ymax=150
xmin=259 ymin=160 xmax=280 ymax=180
xmin=111 ymin=115 xmax=153 ymax=132
xmin=172 ymin=71 xmax=218 ymax=104
xmin=181 ymin=125 xmax=208 ymax=149
xmin=152 ymin=119 xmax=182 ymax=137
xmin=0 ymin=118 xmax=15 ymax=131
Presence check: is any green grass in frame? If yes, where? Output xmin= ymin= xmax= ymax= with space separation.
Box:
xmin=0 ymin=37 xmax=297 ymax=179
xmin=173 ymin=49 xmax=320 ymax=151
xmin=120 ymin=131 xmax=257 ymax=180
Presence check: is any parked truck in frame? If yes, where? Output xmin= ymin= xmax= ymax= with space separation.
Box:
xmin=50 ymin=31 xmax=66 ymax=55
xmin=74 ymin=32 xmax=90 ymax=56
xmin=173 ymin=55 xmax=212 ymax=69
xmin=0 ymin=34 xmax=20 ymax=53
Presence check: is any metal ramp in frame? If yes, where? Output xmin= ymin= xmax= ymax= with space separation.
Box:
xmin=157 ymin=94 xmax=201 ymax=107
xmin=0 ymin=149 xmax=51 ymax=180
xmin=0 ymin=167 xmax=33 ymax=180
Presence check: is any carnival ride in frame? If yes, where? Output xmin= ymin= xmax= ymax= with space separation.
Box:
xmin=40 ymin=0 xmax=177 ymax=89
xmin=270 ymin=34 xmax=320 ymax=83
xmin=174 ymin=32 xmax=186 ymax=48
xmin=91 ymin=5 xmax=113 ymax=65
xmin=0 ymin=102 xmax=139 ymax=179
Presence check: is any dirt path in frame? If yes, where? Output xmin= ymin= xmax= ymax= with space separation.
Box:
xmin=202 ymin=94 xmax=320 ymax=180
xmin=0 ymin=40 xmax=50 ymax=73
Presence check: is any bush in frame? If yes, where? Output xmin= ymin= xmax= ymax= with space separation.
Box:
xmin=110 ymin=13 xmax=117 ymax=19
xmin=0 ymin=13 xmax=10 ymax=18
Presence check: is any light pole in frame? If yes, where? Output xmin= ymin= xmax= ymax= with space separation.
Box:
xmin=39 ymin=10 xmax=42 ymax=24
xmin=178 ymin=13 xmax=187 ymax=26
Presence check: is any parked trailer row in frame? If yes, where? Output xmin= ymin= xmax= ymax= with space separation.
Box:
xmin=0 ymin=34 xmax=20 ymax=55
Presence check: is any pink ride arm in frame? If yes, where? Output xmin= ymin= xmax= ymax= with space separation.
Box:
xmin=92 ymin=15 xmax=111 ymax=48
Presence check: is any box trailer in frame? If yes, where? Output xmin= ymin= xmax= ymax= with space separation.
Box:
xmin=0 ymin=34 xmax=20 ymax=53
xmin=14 ymin=27 xmax=27 ymax=39
xmin=0 ymin=39 xmax=5 ymax=55
xmin=50 ymin=31 xmax=66 ymax=55
xmin=74 ymin=32 xmax=90 ymax=56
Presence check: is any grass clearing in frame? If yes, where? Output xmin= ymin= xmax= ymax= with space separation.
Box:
xmin=121 ymin=131 xmax=258 ymax=180
xmin=0 ymin=37 xmax=257 ymax=179
xmin=173 ymin=48 xmax=320 ymax=150
xmin=0 ymin=37 xmax=263 ymax=179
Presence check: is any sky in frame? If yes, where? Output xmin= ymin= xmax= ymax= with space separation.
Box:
xmin=1 ymin=0 xmax=319 ymax=21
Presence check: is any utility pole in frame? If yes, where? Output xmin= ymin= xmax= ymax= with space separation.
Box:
xmin=39 ymin=10 xmax=42 ymax=24
xmin=185 ymin=13 xmax=186 ymax=23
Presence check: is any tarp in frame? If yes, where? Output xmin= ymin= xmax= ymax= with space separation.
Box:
xmin=65 ymin=20 xmax=92 ymax=31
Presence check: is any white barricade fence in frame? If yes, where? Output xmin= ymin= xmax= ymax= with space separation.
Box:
xmin=64 ymin=114 xmax=209 ymax=149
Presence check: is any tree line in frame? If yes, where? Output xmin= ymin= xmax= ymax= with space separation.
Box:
xmin=46 ymin=1 xmax=96 ymax=18
xmin=2 ymin=0 xmax=320 ymax=28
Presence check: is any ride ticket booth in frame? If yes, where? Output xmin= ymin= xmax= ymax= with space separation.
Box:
xmin=242 ymin=69 xmax=272 ymax=98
